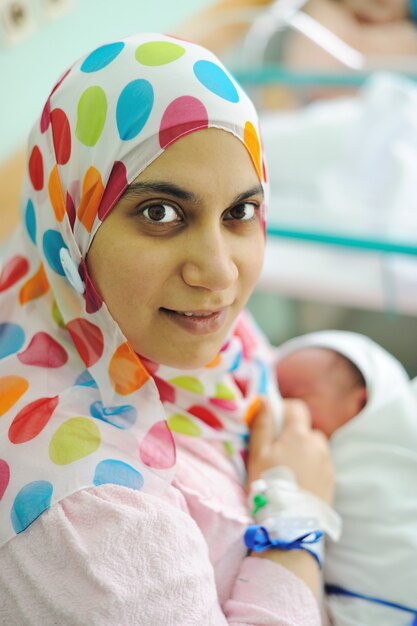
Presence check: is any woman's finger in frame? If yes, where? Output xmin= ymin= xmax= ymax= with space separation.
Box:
xmin=282 ymin=398 xmax=312 ymax=431
xmin=248 ymin=400 xmax=275 ymax=457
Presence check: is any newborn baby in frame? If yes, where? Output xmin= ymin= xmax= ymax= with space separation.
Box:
xmin=276 ymin=345 xmax=367 ymax=438
xmin=275 ymin=331 xmax=417 ymax=626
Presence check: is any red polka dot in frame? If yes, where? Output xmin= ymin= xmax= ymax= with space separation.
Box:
xmin=139 ymin=420 xmax=176 ymax=469
xmin=0 ymin=460 xmax=10 ymax=500
xmin=78 ymin=260 xmax=103 ymax=314
xmin=0 ymin=256 xmax=29 ymax=292
xmin=187 ymin=405 xmax=223 ymax=430
xmin=51 ymin=108 xmax=71 ymax=165
xmin=66 ymin=191 xmax=76 ymax=230
xmin=159 ymin=96 xmax=208 ymax=149
xmin=9 ymin=396 xmax=59 ymax=443
xmin=234 ymin=376 xmax=249 ymax=397
xmin=98 ymin=161 xmax=128 ymax=222
xmin=67 ymin=318 xmax=104 ymax=367
xmin=51 ymin=68 xmax=71 ymax=95
xmin=18 ymin=332 xmax=68 ymax=368
xmin=28 ymin=146 xmax=44 ymax=191
xmin=153 ymin=376 xmax=176 ymax=404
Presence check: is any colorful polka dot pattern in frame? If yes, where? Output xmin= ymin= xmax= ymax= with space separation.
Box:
xmin=0 ymin=33 xmax=271 ymax=547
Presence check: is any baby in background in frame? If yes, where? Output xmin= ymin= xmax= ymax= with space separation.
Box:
xmin=274 ymin=331 xmax=417 ymax=626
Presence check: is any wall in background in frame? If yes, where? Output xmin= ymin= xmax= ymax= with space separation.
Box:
xmin=0 ymin=0 xmax=211 ymax=160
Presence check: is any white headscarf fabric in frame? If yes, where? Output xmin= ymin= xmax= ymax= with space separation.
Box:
xmin=0 ymin=33 xmax=274 ymax=547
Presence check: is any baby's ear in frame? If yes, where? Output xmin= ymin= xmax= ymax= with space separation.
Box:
xmin=355 ymin=385 xmax=368 ymax=412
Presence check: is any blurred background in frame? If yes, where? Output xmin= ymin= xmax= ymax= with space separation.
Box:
xmin=2 ymin=0 xmax=417 ymax=375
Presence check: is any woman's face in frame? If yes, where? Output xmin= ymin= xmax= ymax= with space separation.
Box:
xmin=86 ymin=128 xmax=265 ymax=369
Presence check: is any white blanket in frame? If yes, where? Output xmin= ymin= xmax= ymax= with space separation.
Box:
xmin=275 ymin=331 xmax=417 ymax=626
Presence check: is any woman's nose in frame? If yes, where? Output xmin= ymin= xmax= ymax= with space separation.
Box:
xmin=181 ymin=228 xmax=238 ymax=291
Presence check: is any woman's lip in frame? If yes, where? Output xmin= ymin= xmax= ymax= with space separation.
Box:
xmin=161 ymin=307 xmax=228 ymax=335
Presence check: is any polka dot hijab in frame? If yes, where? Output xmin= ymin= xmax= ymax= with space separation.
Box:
xmin=0 ymin=33 xmax=275 ymax=547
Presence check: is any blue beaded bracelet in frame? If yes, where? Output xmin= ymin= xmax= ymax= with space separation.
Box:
xmin=244 ymin=524 xmax=324 ymax=568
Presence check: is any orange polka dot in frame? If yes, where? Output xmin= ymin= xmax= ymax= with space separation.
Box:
xmin=244 ymin=396 xmax=262 ymax=426
xmin=109 ymin=342 xmax=150 ymax=396
xmin=77 ymin=166 xmax=104 ymax=233
xmin=48 ymin=165 xmax=66 ymax=222
xmin=244 ymin=121 xmax=262 ymax=181
xmin=0 ymin=376 xmax=29 ymax=417
xmin=205 ymin=354 xmax=221 ymax=368
xmin=19 ymin=263 xmax=49 ymax=305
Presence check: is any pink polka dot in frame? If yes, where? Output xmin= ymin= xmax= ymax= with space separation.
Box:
xmin=40 ymin=98 xmax=51 ymax=133
xmin=139 ymin=356 xmax=159 ymax=376
xmin=0 ymin=256 xmax=29 ymax=292
xmin=40 ymin=68 xmax=71 ymax=134
xmin=29 ymin=146 xmax=44 ymax=191
xmin=188 ymin=405 xmax=223 ymax=430
xmin=159 ymin=96 xmax=208 ymax=149
xmin=0 ymin=460 xmax=10 ymax=500
xmin=209 ymin=398 xmax=238 ymax=411
xmin=139 ymin=420 xmax=176 ymax=469
xmin=67 ymin=318 xmax=104 ymax=367
xmin=9 ymin=396 xmax=59 ymax=443
xmin=51 ymin=108 xmax=71 ymax=165
xmin=18 ymin=332 xmax=68 ymax=368
xmin=98 ymin=161 xmax=128 ymax=221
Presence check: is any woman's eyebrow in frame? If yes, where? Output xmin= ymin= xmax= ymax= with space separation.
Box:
xmin=124 ymin=181 xmax=264 ymax=205
xmin=232 ymin=185 xmax=264 ymax=205
xmin=123 ymin=181 xmax=197 ymax=202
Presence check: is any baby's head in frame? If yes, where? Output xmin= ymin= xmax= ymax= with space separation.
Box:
xmin=276 ymin=347 xmax=367 ymax=437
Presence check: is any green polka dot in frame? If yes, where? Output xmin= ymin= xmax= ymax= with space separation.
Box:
xmin=215 ymin=383 xmax=236 ymax=400
xmin=75 ymin=86 xmax=107 ymax=147
xmin=49 ymin=417 xmax=101 ymax=465
xmin=52 ymin=301 xmax=66 ymax=329
xmin=168 ymin=414 xmax=202 ymax=437
xmin=169 ymin=376 xmax=204 ymax=395
xmin=224 ymin=441 xmax=234 ymax=457
xmin=135 ymin=41 xmax=185 ymax=66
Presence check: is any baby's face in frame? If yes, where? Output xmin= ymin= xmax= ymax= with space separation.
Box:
xmin=276 ymin=348 xmax=367 ymax=437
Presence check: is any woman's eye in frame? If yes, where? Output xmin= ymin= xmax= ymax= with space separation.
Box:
xmin=142 ymin=203 xmax=179 ymax=223
xmin=226 ymin=203 xmax=257 ymax=221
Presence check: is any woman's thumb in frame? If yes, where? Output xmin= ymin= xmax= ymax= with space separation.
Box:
xmin=248 ymin=400 xmax=274 ymax=456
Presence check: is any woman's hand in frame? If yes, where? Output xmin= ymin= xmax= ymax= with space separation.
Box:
xmin=247 ymin=399 xmax=335 ymax=505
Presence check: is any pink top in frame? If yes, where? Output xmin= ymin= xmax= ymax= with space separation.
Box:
xmin=0 ymin=435 xmax=321 ymax=625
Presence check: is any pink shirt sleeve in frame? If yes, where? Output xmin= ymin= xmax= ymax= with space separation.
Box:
xmin=0 ymin=485 xmax=321 ymax=625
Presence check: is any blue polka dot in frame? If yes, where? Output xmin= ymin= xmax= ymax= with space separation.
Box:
xmin=93 ymin=460 xmax=144 ymax=490
xmin=42 ymin=230 xmax=67 ymax=275
xmin=0 ymin=323 xmax=25 ymax=359
xmin=241 ymin=432 xmax=250 ymax=444
xmin=24 ymin=199 xmax=36 ymax=244
xmin=75 ymin=370 xmax=98 ymax=388
xmin=90 ymin=401 xmax=136 ymax=429
xmin=256 ymin=359 xmax=268 ymax=395
xmin=229 ymin=350 xmax=243 ymax=372
xmin=11 ymin=481 xmax=53 ymax=533
xmin=193 ymin=60 xmax=239 ymax=103
xmin=116 ymin=79 xmax=154 ymax=141
xmin=80 ymin=42 xmax=125 ymax=73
